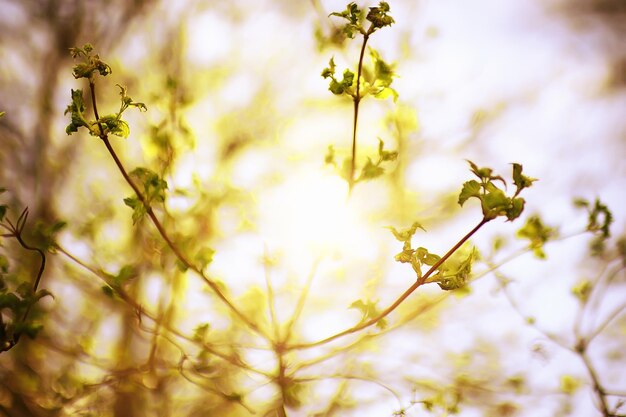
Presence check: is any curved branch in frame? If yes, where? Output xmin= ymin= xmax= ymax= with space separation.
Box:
xmin=288 ymin=217 xmax=490 ymax=350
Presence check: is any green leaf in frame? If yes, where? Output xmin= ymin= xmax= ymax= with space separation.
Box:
xmin=0 ymin=254 xmax=9 ymax=274
xmin=377 ymin=138 xmax=398 ymax=161
xmin=64 ymin=89 xmax=91 ymax=135
xmin=516 ymin=215 xmax=554 ymax=259
xmin=458 ymin=180 xmax=481 ymax=206
xmin=432 ymin=248 xmax=476 ymax=291
xmin=394 ymin=245 xmax=414 ymax=264
xmin=349 ymin=299 xmax=387 ymax=329
xmin=329 ymin=2 xmax=361 ymax=25
xmin=130 ymin=167 xmax=168 ymax=203
xmin=587 ymin=198 xmax=613 ymax=238
xmin=571 ymin=280 xmax=592 ymax=303
xmin=560 ymin=375 xmax=581 ymax=394
xmin=366 ymin=1 xmax=395 ymax=29
xmin=98 ymin=115 xmax=130 ymax=138
xmin=195 ymin=247 xmax=215 ymax=270
xmin=0 ymin=292 xmax=20 ymax=310
xmin=123 ymin=196 xmax=146 ymax=224
xmin=101 ymin=285 xmax=115 ymax=298
xmin=506 ymin=197 xmax=525 ymax=221
xmin=193 ymin=323 xmax=210 ymax=342
xmin=13 ymin=322 xmax=43 ymax=339
xmin=69 ymin=44 xmax=112 ymax=79
xmin=511 ymin=163 xmax=536 ymax=194
xmin=321 ymin=57 xmax=336 ymax=79
xmin=387 ymin=221 xmax=426 ymax=242
xmin=358 ymin=158 xmax=384 ymax=181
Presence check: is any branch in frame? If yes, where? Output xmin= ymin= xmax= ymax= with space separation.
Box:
xmin=87 ymin=81 xmax=268 ymax=341
xmin=348 ymin=33 xmax=370 ymax=191
xmin=288 ymin=217 xmax=490 ymax=349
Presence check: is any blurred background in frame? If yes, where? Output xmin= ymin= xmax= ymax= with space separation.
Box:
xmin=0 ymin=0 xmax=624 ymax=416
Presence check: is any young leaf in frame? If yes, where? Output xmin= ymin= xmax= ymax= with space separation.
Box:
xmin=366 ymin=2 xmax=395 ymax=30
xmin=516 ymin=215 xmax=554 ymax=259
xmin=195 ymin=247 xmax=215 ymax=270
xmin=64 ymin=89 xmax=91 ymax=135
xmin=512 ymin=163 xmax=536 ymax=194
xmin=358 ymin=158 xmax=384 ymax=181
xmin=387 ymin=221 xmax=426 ymax=242
xmin=571 ymin=280 xmax=592 ymax=303
xmin=123 ymin=197 xmax=146 ymax=224
xmin=378 ymin=138 xmax=397 ymax=161
xmin=458 ymin=180 xmax=481 ymax=206
xmin=349 ymin=299 xmax=387 ymax=329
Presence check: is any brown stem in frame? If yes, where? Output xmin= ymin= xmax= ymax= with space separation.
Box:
xmin=348 ymin=33 xmax=370 ymax=191
xmin=87 ymin=82 xmax=267 ymax=340
xmin=579 ymin=346 xmax=613 ymax=416
xmin=288 ymin=217 xmax=490 ymax=349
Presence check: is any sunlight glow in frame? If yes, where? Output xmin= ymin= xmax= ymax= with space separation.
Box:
xmin=258 ymin=171 xmax=373 ymax=265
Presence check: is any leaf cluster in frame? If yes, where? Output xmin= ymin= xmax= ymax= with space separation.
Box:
xmin=123 ymin=167 xmax=168 ymax=224
xmin=101 ymin=265 xmax=137 ymax=298
xmin=321 ymin=57 xmax=355 ymax=95
xmin=516 ymin=215 xmax=554 ymax=259
xmin=325 ymin=138 xmax=397 ymax=183
xmin=65 ymin=46 xmax=146 ymax=139
xmin=0 ymin=273 xmax=52 ymax=350
xmin=329 ymin=2 xmax=394 ymax=38
xmin=321 ymin=52 xmax=397 ymax=101
xmin=459 ymin=161 xmax=536 ymax=221
xmin=574 ymin=198 xmax=614 ymax=256
xmin=69 ymin=43 xmax=112 ymax=80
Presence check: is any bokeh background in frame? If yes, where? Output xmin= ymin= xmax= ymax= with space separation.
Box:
xmin=0 ymin=0 xmax=625 ymax=416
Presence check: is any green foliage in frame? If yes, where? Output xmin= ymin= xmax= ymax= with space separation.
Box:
xmin=366 ymin=2 xmax=395 ymax=30
xmin=65 ymin=47 xmax=146 ymax=139
xmin=574 ymin=198 xmax=614 ymax=256
xmin=458 ymin=161 xmax=533 ymax=221
xmin=324 ymin=2 xmax=397 ymax=188
xmin=69 ymin=43 xmax=112 ymax=80
xmin=356 ymin=138 xmax=397 ymax=182
xmin=516 ymin=215 xmax=554 ymax=259
xmin=0 ymin=279 xmax=53 ymax=350
xmin=102 ymin=265 xmax=137 ymax=298
xmin=428 ymin=248 xmax=477 ymax=291
xmin=321 ymin=58 xmax=355 ymax=95
xmin=571 ymin=279 xmax=592 ymax=303
xmin=32 ymin=220 xmax=67 ymax=252
xmin=325 ymin=138 xmax=398 ymax=183
xmin=64 ymin=89 xmax=91 ymax=135
xmin=350 ymin=299 xmax=387 ymax=329
xmin=123 ymin=168 xmax=168 ymax=224
xmin=559 ymin=375 xmax=581 ymax=394
xmin=329 ymin=2 xmax=363 ymax=38
xmin=195 ymin=247 xmax=215 ymax=270
xmin=363 ymin=49 xmax=398 ymax=101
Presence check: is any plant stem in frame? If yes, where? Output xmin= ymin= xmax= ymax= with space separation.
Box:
xmin=349 ymin=33 xmax=370 ymax=191
xmin=288 ymin=217 xmax=490 ymax=349
xmin=87 ymin=82 xmax=268 ymax=341
xmin=579 ymin=345 xmax=612 ymax=416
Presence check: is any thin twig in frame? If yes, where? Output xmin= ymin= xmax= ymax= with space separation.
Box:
xmin=288 ymin=217 xmax=490 ymax=349
xmin=87 ymin=81 xmax=267 ymax=341
xmin=348 ymin=32 xmax=370 ymax=191
xmin=284 ymin=258 xmax=320 ymax=343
